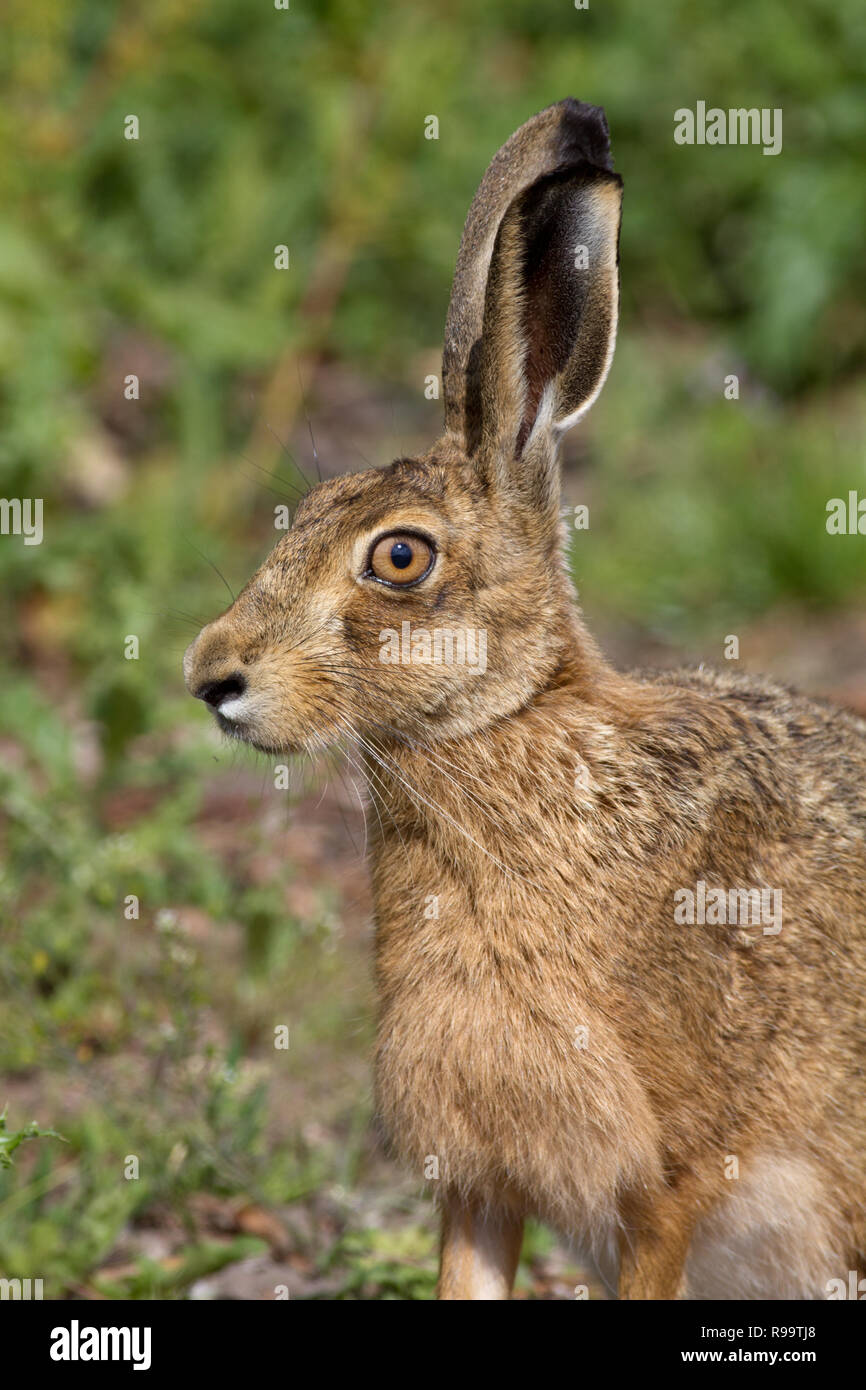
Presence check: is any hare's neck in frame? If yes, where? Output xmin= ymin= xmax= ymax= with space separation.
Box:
xmin=361 ymin=618 xmax=639 ymax=888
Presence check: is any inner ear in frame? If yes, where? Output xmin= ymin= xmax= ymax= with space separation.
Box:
xmin=478 ymin=164 xmax=622 ymax=479
xmin=464 ymin=338 xmax=485 ymax=456
xmin=518 ymin=178 xmax=588 ymax=452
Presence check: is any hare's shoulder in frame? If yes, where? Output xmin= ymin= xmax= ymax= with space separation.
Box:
xmin=638 ymin=663 xmax=866 ymax=734
xmin=632 ymin=664 xmax=866 ymax=805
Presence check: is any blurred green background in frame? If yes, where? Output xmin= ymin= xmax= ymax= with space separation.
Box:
xmin=1 ymin=0 xmax=865 ymax=1299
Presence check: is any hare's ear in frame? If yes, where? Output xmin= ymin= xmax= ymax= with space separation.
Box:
xmin=442 ymin=99 xmax=619 ymax=454
xmin=477 ymin=161 xmax=621 ymax=505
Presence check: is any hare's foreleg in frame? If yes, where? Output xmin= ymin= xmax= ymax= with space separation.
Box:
xmin=437 ymin=1196 xmax=524 ymax=1300
xmin=617 ymin=1195 xmax=695 ymax=1300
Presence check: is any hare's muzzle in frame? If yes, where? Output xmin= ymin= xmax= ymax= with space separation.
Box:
xmin=183 ymin=623 xmax=251 ymax=724
xmin=193 ymin=673 xmax=247 ymax=712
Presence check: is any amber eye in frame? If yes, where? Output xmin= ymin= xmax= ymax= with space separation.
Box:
xmin=368 ymin=533 xmax=434 ymax=586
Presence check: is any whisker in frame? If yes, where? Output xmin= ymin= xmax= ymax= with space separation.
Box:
xmin=333 ymin=714 xmax=415 ymax=885
xmin=295 ymin=361 xmax=323 ymax=484
xmin=145 ymin=607 xmax=210 ymax=629
xmin=239 ymin=452 xmax=307 ymax=502
xmin=351 ymin=727 xmax=544 ymax=892
xmin=320 ymin=748 xmax=365 ymax=859
xmin=264 ymin=420 xmax=313 ymax=493
xmin=239 ymin=468 xmax=298 ymax=506
xmin=184 ymin=539 xmax=236 ymax=605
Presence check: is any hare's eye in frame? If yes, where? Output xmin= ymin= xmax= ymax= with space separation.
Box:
xmin=368 ymin=533 xmax=434 ymax=586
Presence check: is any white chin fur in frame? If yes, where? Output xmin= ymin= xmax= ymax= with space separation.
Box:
xmin=217 ymin=696 xmax=252 ymax=722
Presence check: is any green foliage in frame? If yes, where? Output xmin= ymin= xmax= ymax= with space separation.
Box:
xmin=91 ymin=1237 xmax=269 ymax=1300
xmin=1 ymin=0 xmax=865 ymax=502
xmin=325 ymin=1225 xmax=438 ymax=1301
xmin=0 ymin=1108 xmax=66 ymax=1169
xmin=573 ymin=335 xmax=866 ymax=636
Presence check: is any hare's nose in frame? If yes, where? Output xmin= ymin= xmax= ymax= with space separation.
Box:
xmin=195 ymin=673 xmax=247 ymax=709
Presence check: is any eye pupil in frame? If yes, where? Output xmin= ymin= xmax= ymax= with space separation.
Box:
xmin=390 ymin=542 xmax=413 ymax=569
xmin=368 ymin=532 xmax=433 ymax=585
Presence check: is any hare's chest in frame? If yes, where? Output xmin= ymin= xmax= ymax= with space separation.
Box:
xmin=373 ymin=904 xmax=660 ymax=1221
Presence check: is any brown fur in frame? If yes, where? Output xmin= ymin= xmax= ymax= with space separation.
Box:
xmin=184 ymin=100 xmax=866 ymax=1299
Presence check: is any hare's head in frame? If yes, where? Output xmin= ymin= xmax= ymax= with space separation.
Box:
xmin=184 ymin=99 xmax=622 ymax=753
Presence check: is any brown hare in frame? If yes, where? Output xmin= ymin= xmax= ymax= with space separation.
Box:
xmin=184 ymin=99 xmax=866 ymax=1299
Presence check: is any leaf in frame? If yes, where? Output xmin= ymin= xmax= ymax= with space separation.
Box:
xmin=0 ymin=1107 xmax=67 ymax=1169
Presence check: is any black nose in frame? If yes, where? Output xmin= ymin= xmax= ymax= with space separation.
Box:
xmin=195 ymin=674 xmax=247 ymax=708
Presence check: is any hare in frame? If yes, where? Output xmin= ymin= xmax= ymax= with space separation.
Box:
xmin=184 ymin=99 xmax=866 ymax=1299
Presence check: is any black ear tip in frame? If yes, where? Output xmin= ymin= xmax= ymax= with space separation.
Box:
xmin=556 ymin=97 xmax=614 ymax=172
